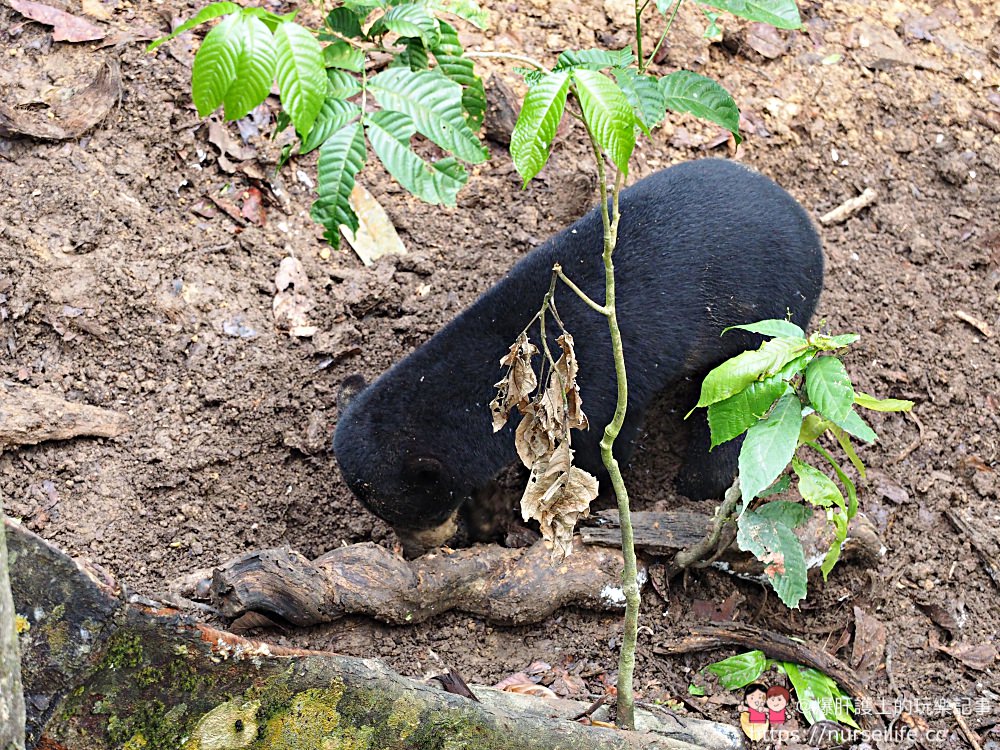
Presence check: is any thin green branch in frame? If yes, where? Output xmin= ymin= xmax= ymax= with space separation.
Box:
xmin=671 ymin=476 xmax=741 ymax=571
xmin=554 ymin=265 xmax=608 ymax=316
xmin=642 ymin=0 xmax=683 ymax=72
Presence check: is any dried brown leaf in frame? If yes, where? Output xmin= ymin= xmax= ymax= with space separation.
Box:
xmin=932 ymin=638 xmax=997 ymax=671
xmin=520 ymin=446 xmax=598 ymax=559
xmin=342 ymin=182 xmax=408 ymax=267
xmin=273 ymin=257 xmax=316 ymax=337
xmin=491 ymin=334 xmax=539 ymax=432
xmin=851 ymin=606 xmax=887 ymax=676
xmin=514 ymin=405 xmax=552 ymax=467
xmin=8 ymin=0 xmax=106 ymax=41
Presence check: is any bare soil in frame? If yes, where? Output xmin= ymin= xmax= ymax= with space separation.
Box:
xmin=2 ymin=0 xmax=999 ymax=745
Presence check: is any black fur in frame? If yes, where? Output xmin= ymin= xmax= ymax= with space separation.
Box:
xmin=334 ymin=159 xmax=824 ymax=536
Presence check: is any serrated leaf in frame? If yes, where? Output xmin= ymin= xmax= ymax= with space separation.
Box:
xmin=327 ymin=69 xmax=362 ymax=98
xmin=310 ymin=121 xmax=367 ymax=247
xmin=368 ymin=67 xmax=487 ymax=163
xmin=694 ymin=336 xmax=807 ymax=411
xmin=833 ymin=408 xmax=877 ymax=444
xmin=148 ymin=1 xmax=241 ymax=52
xmin=365 ymin=109 xmax=468 ymax=205
xmin=323 ymin=40 xmax=365 ymax=72
xmin=854 ymin=391 xmax=914 ymax=413
xmin=220 ymin=15 xmax=277 ymax=120
xmin=510 ymin=71 xmax=571 ymax=185
xmin=756 ymin=500 xmax=811 ymax=528
xmin=556 ymin=48 xmax=635 ymax=71
xmin=707 ymin=378 xmax=790 ymax=448
xmin=325 ymin=7 xmax=365 ymax=38
xmin=300 ymin=97 xmax=362 ymax=154
xmin=738 ymin=392 xmax=803 ymax=505
xmin=660 ymin=70 xmax=741 ymax=143
xmin=426 ymin=0 xmax=489 ymax=28
xmin=275 ymin=22 xmax=327 ymax=137
xmin=806 ymin=356 xmax=855 ymax=424
xmin=191 ymin=14 xmax=242 ymax=117
xmin=612 ymin=67 xmax=666 ymax=133
xmin=705 ymin=650 xmax=767 ymax=689
xmin=572 ymin=69 xmax=635 ymax=175
xmin=724 ymin=319 xmax=805 ymax=339
xmin=792 ymin=458 xmax=845 ymax=513
xmin=383 ymin=3 xmax=440 ymax=47
xmin=697 ymin=0 xmax=801 ymax=29
xmin=432 ymin=21 xmax=485 ymax=129
xmin=737 ymin=509 xmax=808 ymax=608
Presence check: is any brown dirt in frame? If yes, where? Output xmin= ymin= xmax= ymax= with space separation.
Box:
xmin=2 ymin=0 xmax=999 ymax=744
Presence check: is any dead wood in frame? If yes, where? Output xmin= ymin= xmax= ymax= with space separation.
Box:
xmin=580 ymin=510 xmax=882 ymax=575
xmin=9 ymin=521 xmax=743 ymax=750
xmin=1 ymin=514 xmax=25 ymax=750
xmin=0 ymin=382 xmax=128 ymax=449
xmin=945 ymin=509 xmax=1000 ymax=590
xmin=190 ymin=539 xmax=641 ymax=627
xmin=654 ymin=623 xmax=883 ymax=730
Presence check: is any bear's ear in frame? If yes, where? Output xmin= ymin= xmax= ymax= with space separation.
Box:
xmin=402 ymin=455 xmax=444 ymax=488
xmin=338 ymin=374 xmax=367 ymax=409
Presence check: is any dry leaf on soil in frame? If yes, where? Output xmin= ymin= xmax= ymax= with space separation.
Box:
xmin=272 ymin=256 xmax=317 ymax=338
xmin=342 ymin=182 xmax=407 ymax=267
xmin=8 ymin=0 xmax=106 ymax=41
xmin=851 ymin=606 xmax=887 ymax=677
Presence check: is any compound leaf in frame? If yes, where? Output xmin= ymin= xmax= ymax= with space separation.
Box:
xmin=613 ymin=67 xmax=667 ymax=133
xmin=274 ymin=21 xmax=327 ymax=136
xmin=191 ymin=13 xmax=243 ymax=117
xmin=383 ymin=3 xmax=440 ymax=47
xmin=510 ymin=71 xmax=571 ymax=185
xmin=310 ymin=121 xmax=367 ymax=246
xmin=368 ymin=67 xmax=487 ymax=163
xmin=660 ymin=70 xmax=741 ymax=143
xmin=300 ymin=97 xmax=362 ymax=153
xmin=323 ymin=40 xmax=365 ymax=72
xmin=365 ymin=109 xmax=468 ymax=205
xmin=572 ymin=68 xmax=636 ymax=175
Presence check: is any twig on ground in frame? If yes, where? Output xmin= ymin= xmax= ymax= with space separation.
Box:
xmin=953 ymin=705 xmax=984 ymax=750
xmin=819 ymin=187 xmax=878 ymax=225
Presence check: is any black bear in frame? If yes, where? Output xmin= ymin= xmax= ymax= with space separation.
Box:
xmin=334 ymin=159 xmax=824 ymax=553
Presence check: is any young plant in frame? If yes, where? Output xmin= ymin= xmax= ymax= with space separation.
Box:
xmin=707 ymin=649 xmax=860 ymax=729
xmin=686 ymin=322 xmax=913 ymax=608
xmin=148 ymin=0 xmax=489 ymax=245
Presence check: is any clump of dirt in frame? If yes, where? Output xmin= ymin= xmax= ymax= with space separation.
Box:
xmin=1 ymin=0 xmax=998 ymax=743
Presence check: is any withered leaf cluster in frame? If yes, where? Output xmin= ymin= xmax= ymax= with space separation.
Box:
xmin=491 ymin=332 xmax=598 ymax=557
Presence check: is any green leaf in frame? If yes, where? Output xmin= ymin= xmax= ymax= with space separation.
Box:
xmin=275 ymin=22 xmax=327 ymax=137
xmin=783 ymin=663 xmax=858 ymax=728
xmin=798 ymin=412 xmax=829 ymax=445
xmin=827 ymin=425 xmax=865 ymax=481
xmin=807 ymin=440 xmax=859 ymax=517
xmin=810 ymin=332 xmax=859 ymax=350
xmin=806 ymin=356 xmax=855 ymax=424
xmin=327 ymin=69 xmax=362 ymax=98
xmin=756 ymin=500 xmax=811 ymax=528
xmin=705 ymin=650 xmax=767 ymax=689
xmin=572 ymin=69 xmax=636 ymax=175
xmin=737 ymin=509 xmax=808 ymax=608
xmin=757 ymin=473 xmax=791 ymax=498
xmin=368 ymin=67 xmax=487 ymax=163
xmin=723 ymin=319 xmax=805 ymax=339
xmin=325 ymin=7 xmax=366 ymax=38
xmin=707 ymin=378 xmax=790 ymax=448
xmin=656 ymin=0 xmax=678 ymax=13
xmin=612 ymin=67 xmax=666 ymax=134
xmin=148 ymin=2 xmax=241 ymax=52
xmin=688 ymin=684 xmax=706 ymax=696
xmin=383 ymin=3 xmax=440 ymax=47
xmin=343 ymin=0 xmax=386 ymax=12
xmin=300 ymin=98 xmax=362 ymax=154
xmin=833 ymin=408 xmax=877 ymax=444
xmin=510 ymin=71 xmax=571 ymax=185
xmin=191 ymin=14 xmax=243 ymax=118
xmin=432 ymin=21 xmax=485 ymax=130
xmin=426 ymin=0 xmax=489 ymax=29
xmin=310 ymin=121 xmax=367 ymax=247
xmin=792 ymin=458 xmax=845 ymax=513
xmin=392 ymin=37 xmax=430 ymax=70
xmin=365 ymin=110 xmax=468 ymax=205
xmin=738 ymin=393 xmax=803 ymax=505
xmin=660 ymin=70 xmax=741 ymax=143
xmin=694 ymin=336 xmax=807 ymax=411
xmin=821 ymin=509 xmax=848 ymax=580
xmin=696 ymin=0 xmax=801 ymax=29
xmin=556 ymin=48 xmax=634 ymax=71
xmin=324 ymin=40 xmax=365 ymax=72
xmin=854 ymin=391 xmax=914 ymax=413
xmin=219 ymin=15 xmax=277 ymax=120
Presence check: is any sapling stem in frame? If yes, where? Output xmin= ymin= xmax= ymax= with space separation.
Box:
xmin=466 ymin=50 xmax=548 ymax=70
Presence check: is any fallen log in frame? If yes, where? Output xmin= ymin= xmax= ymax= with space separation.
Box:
xmin=0 ymin=383 xmax=128 ymax=449
xmin=9 ymin=521 xmax=744 ymax=750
